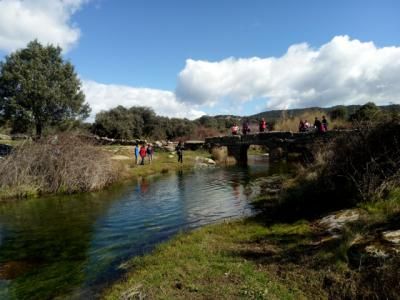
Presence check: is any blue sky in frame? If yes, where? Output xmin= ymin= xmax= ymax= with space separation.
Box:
xmin=0 ymin=0 xmax=399 ymax=119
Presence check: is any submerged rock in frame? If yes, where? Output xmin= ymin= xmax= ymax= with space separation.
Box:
xmin=194 ymin=157 xmax=216 ymax=168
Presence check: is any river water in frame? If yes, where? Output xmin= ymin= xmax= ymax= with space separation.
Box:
xmin=0 ymin=156 xmax=278 ymax=299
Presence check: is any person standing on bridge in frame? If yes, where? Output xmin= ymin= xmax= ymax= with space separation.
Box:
xmin=322 ymin=116 xmax=328 ymax=132
xmin=298 ymin=120 xmax=306 ymax=132
xmin=242 ymin=120 xmax=250 ymax=135
xmin=304 ymin=120 xmax=310 ymax=131
xmin=314 ymin=117 xmax=324 ymax=133
xmin=231 ymin=123 xmax=239 ymax=135
xmin=259 ymin=118 xmax=267 ymax=132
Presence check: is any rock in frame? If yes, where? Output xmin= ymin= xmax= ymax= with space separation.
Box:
xmin=365 ymin=244 xmax=390 ymax=258
xmin=347 ymin=238 xmax=395 ymax=269
xmin=154 ymin=141 xmax=163 ymax=148
xmin=347 ymin=230 xmax=400 ymax=269
xmin=164 ymin=145 xmax=176 ymax=152
xmin=207 ymin=158 xmax=216 ymax=165
xmin=382 ymin=230 xmax=400 ymax=245
xmin=319 ymin=209 xmax=361 ymax=236
xmin=168 ymin=154 xmax=175 ymax=158
xmin=0 ymin=134 xmax=11 ymax=140
xmin=195 ymin=162 xmax=210 ymax=168
xmin=111 ymin=155 xmax=131 ymax=160
xmin=195 ymin=156 xmax=216 ymax=165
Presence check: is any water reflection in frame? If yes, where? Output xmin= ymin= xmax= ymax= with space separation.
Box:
xmin=0 ymin=158 xmax=277 ymax=299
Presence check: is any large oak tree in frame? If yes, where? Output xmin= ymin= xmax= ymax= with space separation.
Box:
xmin=0 ymin=40 xmax=90 ymax=136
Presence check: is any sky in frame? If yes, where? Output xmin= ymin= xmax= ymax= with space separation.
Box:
xmin=0 ymin=0 xmax=399 ymax=121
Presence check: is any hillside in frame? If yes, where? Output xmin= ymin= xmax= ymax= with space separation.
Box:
xmin=203 ymin=104 xmax=400 ymax=123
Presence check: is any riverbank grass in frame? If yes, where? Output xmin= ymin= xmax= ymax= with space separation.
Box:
xmin=105 ymin=145 xmax=211 ymax=178
xmin=105 ymin=219 xmax=305 ymax=300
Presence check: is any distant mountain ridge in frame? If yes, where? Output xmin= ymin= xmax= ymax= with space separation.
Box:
xmin=204 ymin=104 xmax=400 ymax=122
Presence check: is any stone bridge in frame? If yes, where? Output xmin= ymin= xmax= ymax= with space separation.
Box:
xmin=205 ymin=131 xmax=352 ymax=165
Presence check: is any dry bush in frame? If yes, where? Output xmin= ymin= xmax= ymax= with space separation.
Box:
xmin=211 ymin=147 xmax=228 ymax=162
xmin=274 ymin=110 xmax=351 ymax=132
xmin=0 ymin=134 xmax=120 ymax=197
xmin=193 ymin=126 xmax=222 ymax=139
xmin=210 ymin=146 xmax=237 ymax=165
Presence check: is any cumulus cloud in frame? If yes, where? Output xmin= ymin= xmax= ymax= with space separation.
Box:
xmin=176 ymin=36 xmax=400 ymax=110
xmin=0 ymin=0 xmax=88 ymax=52
xmin=82 ymin=80 xmax=206 ymax=121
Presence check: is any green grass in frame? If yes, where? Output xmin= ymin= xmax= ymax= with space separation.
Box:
xmin=105 ymin=220 xmax=304 ymax=300
xmin=0 ymin=185 xmax=40 ymax=200
xmin=358 ymin=188 xmax=400 ymax=222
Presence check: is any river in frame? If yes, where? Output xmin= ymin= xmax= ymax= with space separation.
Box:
xmin=0 ymin=156 xmax=281 ymax=299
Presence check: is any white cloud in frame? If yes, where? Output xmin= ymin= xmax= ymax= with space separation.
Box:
xmin=176 ymin=36 xmax=400 ymax=110
xmin=82 ymin=80 xmax=205 ymax=121
xmin=0 ymin=0 xmax=88 ymax=52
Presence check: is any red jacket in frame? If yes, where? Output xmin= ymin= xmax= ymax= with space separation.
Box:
xmin=139 ymin=147 xmax=147 ymax=158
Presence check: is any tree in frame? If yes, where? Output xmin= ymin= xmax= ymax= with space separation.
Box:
xmin=0 ymin=40 xmax=90 ymax=136
xmin=329 ymin=106 xmax=348 ymax=120
xmin=350 ymin=102 xmax=381 ymax=123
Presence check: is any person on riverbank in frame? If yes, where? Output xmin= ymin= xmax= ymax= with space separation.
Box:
xmin=147 ymin=144 xmax=154 ymax=163
xmin=322 ymin=116 xmax=328 ymax=131
xmin=259 ymin=118 xmax=267 ymax=132
xmin=134 ymin=144 xmax=140 ymax=164
xmin=242 ymin=120 xmax=250 ymax=135
xmin=176 ymin=142 xmax=184 ymax=164
xmin=231 ymin=123 xmax=239 ymax=135
xmin=139 ymin=144 xmax=147 ymax=165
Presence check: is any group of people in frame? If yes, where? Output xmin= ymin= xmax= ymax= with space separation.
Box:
xmin=134 ymin=144 xmax=154 ymax=165
xmin=231 ymin=118 xmax=268 ymax=135
xmin=230 ymin=116 xmax=329 ymax=135
xmin=299 ymin=116 xmax=328 ymax=133
xmin=134 ymin=142 xmax=184 ymax=165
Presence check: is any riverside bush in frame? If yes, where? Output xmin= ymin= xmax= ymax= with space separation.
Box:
xmin=0 ymin=135 xmax=120 ymax=198
xmin=325 ymin=120 xmax=400 ymax=202
xmin=272 ymin=120 xmax=400 ymax=221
